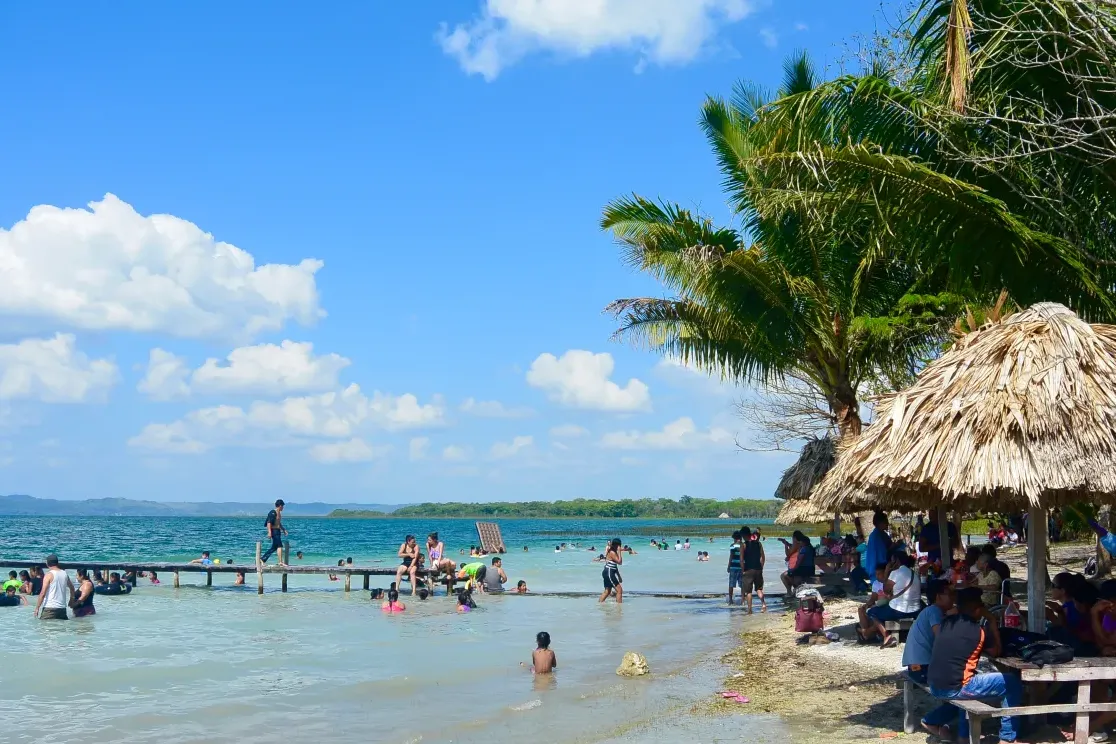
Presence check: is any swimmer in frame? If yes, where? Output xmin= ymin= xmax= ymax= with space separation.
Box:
xmin=516 ymin=580 xmax=528 ymax=594
xmin=532 ymin=632 xmax=557 ymax=674
xmin=149 ymin=571 xmax=160 ymax=585
xmin=0 ymin=584 xmax=27 ymax=607
xmin=190 ymin=551 xmax=213 ymax=566
xmin=381 ymin=588 xmax=406 ymax=612
xmin=71 ymin=568 xmax=95 ymax=616
xmin=234 ymin=570 xmax=246 ymax=586
xmin=329 ymin=559 xmax=342 ymax=581
xmin=296 ymin=551 xmax=304 ymax=560
xmin=457 ymin=590 xmax=475 ymax=613
xmin=592 ymin=554 xmax=606 ymax=563
xmin=456 ymin=562 xmax=486 ymax=593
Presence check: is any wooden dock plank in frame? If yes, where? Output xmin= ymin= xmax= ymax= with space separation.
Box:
xmin=0 ymin=558 xmax=425 ymax=577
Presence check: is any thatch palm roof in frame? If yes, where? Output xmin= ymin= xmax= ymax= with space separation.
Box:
xmin=775 ymin=496 xmax=840 ymax=525
xmin=774 ymin=436 xmax=837 ymax=502
xmin=811 ymin=303 xmax=1116 ymax=513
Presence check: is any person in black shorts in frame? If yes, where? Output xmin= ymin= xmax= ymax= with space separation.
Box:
xmin=261 ymin=499 xmax=288 ymax=563
xmin=598 ymin=538 xmax=624 ymax=604
xmin=741 ymin=526 xmax=767 ymax=613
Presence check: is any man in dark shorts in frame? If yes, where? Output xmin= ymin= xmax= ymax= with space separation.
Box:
xmin=261 ymin=499 xmax=288 ymax=563
xmin=741 ymin=526 xmax=767 ymax=613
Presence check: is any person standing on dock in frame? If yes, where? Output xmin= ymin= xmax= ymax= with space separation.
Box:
xmin=261 ymin=499 xmax=288 ymax=564
xmin=35 ymin=554 xmax=74 ymax=620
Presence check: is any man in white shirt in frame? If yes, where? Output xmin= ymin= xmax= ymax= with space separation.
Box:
xmin=857 ymin=549 xmax=922 ymax=648
xmin=35 ymin=554 xmax=74 ymax=620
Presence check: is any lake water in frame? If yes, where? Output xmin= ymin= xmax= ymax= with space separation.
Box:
xmin=0 ymin=517 xmax=793 ymax=743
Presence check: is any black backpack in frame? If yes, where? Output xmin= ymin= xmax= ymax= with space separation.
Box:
xmin=1020 ymin=640 xmax=1074 ymax=667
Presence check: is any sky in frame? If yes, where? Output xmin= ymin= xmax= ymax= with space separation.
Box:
xmin=0 ymin=0 xmax=888 ymax=504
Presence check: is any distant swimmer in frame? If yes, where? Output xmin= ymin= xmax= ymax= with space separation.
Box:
xmin=234 ymin=570 xmax=246 ymax=586
xmin=516 ymin=580 xmax=528 ymax=594
xmin=190 ymin=551 xmax=213 ymax=566
xmin=598 ymin=538 xmax=624 ymax=604
xmin=532 ymin=632 xmax=557 ymax=674
xmin=381 ymin=588 xmax=406 ymax=613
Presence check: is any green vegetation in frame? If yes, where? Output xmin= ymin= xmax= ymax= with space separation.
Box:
xmin=328 ymin=509 xmax=388 ymax=518
xmin=602 ymin=0 xmax=1116 ymax=450
xmin=327 ymin=497 xmax=781 ymax=520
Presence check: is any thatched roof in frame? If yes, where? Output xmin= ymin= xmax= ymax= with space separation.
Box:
xmin=774 ymin=436 xmax=836 ymax=501
xmin=811 ymin=303 xmax=1116 ymax=513
xmin=775 ymin=497 xmax=838 ymax=525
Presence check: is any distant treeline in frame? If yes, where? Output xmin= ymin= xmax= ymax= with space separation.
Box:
xmin=328 ymin=497 xmax=781 ymax=520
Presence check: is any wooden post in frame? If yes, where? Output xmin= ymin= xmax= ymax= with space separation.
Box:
xmin=344 ymin=572 xmax=351 ymax=592
xmin=1098 ymin=506 xmax=1112 ymax=578
xmin=831 ymin=512 xmax=841 ymax=538
xmin=206 ymin=570 xmax=212 ymax=587
xmin=173 ymin=570 xmax=180 ymax=588
xmin=363 ymin=573 xmax=369 ymax=590
xmin=1027 ymin=505 xmax=1048 ymax=633
xmin=129 ymin=571 xmax=137 ymax=587
xmin=256 ymin=541 xmax=264 ymax=595
xmin=281 ymin=543 xmax=288 ymax=593
xmin=902 ymin=678 xmax=916 ymax=733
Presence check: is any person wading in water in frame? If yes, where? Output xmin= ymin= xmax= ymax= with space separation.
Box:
xmin=35 ymin=554 xmax=74 ymax=620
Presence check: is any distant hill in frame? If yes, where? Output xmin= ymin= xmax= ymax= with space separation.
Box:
xmin=0 ymin=495 xmax=401 ymax=517
xmin=330 ymin=497 xmax=782 ymax=520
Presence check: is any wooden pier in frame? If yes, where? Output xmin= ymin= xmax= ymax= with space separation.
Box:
xmin=1 ymin=542 xmax=440 ymax=594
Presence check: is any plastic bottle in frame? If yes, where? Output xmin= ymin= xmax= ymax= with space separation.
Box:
xmin=1003 ymin=600 xmax=1022 ymax=629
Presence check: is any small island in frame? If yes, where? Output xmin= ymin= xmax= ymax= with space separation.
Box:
xmin=327 ymin=496 xmax=782 ymax=520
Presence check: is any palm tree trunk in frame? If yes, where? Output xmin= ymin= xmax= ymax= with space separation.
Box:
xmin=831 ymin=381 xmax=862 ymax=438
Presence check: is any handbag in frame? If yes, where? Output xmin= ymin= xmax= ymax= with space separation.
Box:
xmin=795 ymin=599 xmax=825 ymax=632
xmin=1020 ymin=640 xmax=1074 ymax=667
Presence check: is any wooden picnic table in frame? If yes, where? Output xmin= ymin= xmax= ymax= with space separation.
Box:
xmin=987 ymin=657 xmax=1116 ymax=744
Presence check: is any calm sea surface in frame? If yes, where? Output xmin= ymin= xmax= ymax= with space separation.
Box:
xmin=0 ymin=517 xmax=791 ymax=744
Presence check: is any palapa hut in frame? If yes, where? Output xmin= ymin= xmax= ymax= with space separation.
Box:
xmin=774 ymin=435 xmax=838 ymax=526
xmin=809 ymin=303 xmax=1116 ymax=631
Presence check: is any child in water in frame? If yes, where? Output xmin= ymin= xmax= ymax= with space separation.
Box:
xmin=381 ymin=588 xmax=406 ymax=613
xmin=532 ymin=632 xmax=557 ymax=674
xmin=516 ymin=580 xmax=528 ymax=593
xmin=457 ymin=590 xmax=476 ymax=613
xmin=234 ymin=570 xmax=246 ymax=586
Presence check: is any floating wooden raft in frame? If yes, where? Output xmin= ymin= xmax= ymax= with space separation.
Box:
xmin=475 ymin=521 xmax=505 ymax=552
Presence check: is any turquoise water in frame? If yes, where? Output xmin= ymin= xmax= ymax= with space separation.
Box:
xmin=0 ymin=517 xmax=790 ymax=743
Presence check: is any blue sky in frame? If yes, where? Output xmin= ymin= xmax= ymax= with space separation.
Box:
xmin=0 ymin=0 xmax=886 ymax=503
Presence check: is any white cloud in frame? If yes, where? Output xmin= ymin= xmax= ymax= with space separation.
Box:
xmin=409 ymin=436 xmax=430 ymax=461
xmin=128 ymin=384 xmax=446 ymax=454
xmin=795 ymin=22 xmax=809 ymax=31
xmin=438 ymin=0 xmax=756 ymax=80
xmin=549 ymin=423 xmax=588 ymax=438
xmin=137 ymin=349 xmax=190 ymax=401
xmin=527 ymin=350 xmax=650 ymax=412
xmin=490 ymin=435 xmax=533 ymax=460
xmin=0 ymin=194 xmax=324 ymax=340
xmin=459 ymin=397 xmax=534 ymax=418
xmin=600 ymin=417 xmax=733 ymax=450
xmin=442 ymin=444 xmax=470 ymax=462
xmin=759 ymin=27 xmax=778 ymax=48
xmin=309 ymin=438 xmax=388 ymax=464
xmin=0 ymin=334 xmax=118 ymax=403
xmin=140 ymin=341 xmax=351 ymax=400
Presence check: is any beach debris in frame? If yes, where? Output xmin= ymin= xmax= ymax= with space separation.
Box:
xmin=719 ymin=691 xmax=750 ymax=704
xmin=616 ymin=651 xmax=650 ymax=677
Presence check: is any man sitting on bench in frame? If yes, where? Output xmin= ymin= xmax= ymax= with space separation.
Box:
xmin=922 ymin=587 xmax=1022 ymax=744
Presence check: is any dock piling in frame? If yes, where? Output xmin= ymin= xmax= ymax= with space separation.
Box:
xmin=344 ymin=573 xmax=351 ymax=592
xmin=362 ymin=574 xmax=369 ymax=591
xmin=255 ymin=541 xmax=264 ymax=595
xmin=173 ymin=570 xmax=180 ymax=588
xmin=206 ymin=570 xmax=212 ymax=587
xmin=281 ymin=542 xmax=289 ymax=592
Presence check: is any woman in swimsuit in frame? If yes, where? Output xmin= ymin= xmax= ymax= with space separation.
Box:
xmin=426 ymin=532 xmax=456 ymax=576
xmin=381 ymin=588 xmax=406 ymax=613
xmin=395 ymin=535 xmax=420 ymax=595
xmin=599 ymin=538 xmax=624 ymax=604
xmin=72 ymin=568 xmax=96 ymax=617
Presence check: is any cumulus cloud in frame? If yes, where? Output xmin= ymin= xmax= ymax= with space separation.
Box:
xmin=459 ymin=397 xmax=534 ymax=418
xmin=490 ymin=435 xmax=533 ymax=460
xmin=139 ymin=341 xmax=350 ymax=399
xmin=759 ymin=27 xmax=778 ymax=48
xmin=600 ymin=417 xmax=732 ymax=450
xmin=438 ymin=0 xmax=756 ymax=80
xmin=527 ymin=350 xmax=650 ymax=412
xmin=0 ymin=194 xmax=324 ymax=340
xmin=128 ymin=384 xmax=446 ymax=453
xmin=309 ymin=438 xmax=388 ymax=463
xmin=442 ymin=444 xmax=470 ymax=462
xmin=0 ymin=334 xmax=118 ymax=403
xmin=549 ymin=423 xmax=588 ymax=438
xmin=409 ymin=436 xmax=430 ymax=461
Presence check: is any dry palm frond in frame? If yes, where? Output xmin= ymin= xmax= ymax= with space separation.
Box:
xmin=775 ymin=497 xmax=838 ymax=525
xmin=812 ymin=303 xmax=1116 ymax=512
xmin=944 ymin=0 xmax=973 ymax=112
xmin=952 ymin=289 xmax=1014 ymax=337
xmin=774 ymin=436 xmax=837 ymax=501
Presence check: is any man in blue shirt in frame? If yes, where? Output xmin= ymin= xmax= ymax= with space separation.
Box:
xmin=850 ymin=511 xmax=891 ymax=592
xmin=919 ymin=508 xmax=959 ymax=564
xmin=903 ymin=579 xmax=954 ymax=683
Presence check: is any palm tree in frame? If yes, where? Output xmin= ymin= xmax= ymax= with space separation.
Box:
xmin=603 ymin=56 xmax=962 ymax=438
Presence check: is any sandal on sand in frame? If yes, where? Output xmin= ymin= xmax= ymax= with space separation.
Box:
xmin=921 ymin=722 xmax=951 ymax=742
xmin=882 ymin=635 xmax=899 ymax=649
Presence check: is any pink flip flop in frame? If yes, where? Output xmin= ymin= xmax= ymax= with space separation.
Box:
xmin=732 ymin=695 xmax=750 ymax=704
xmin=720 ymin=691 xmax=740 ymax=698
